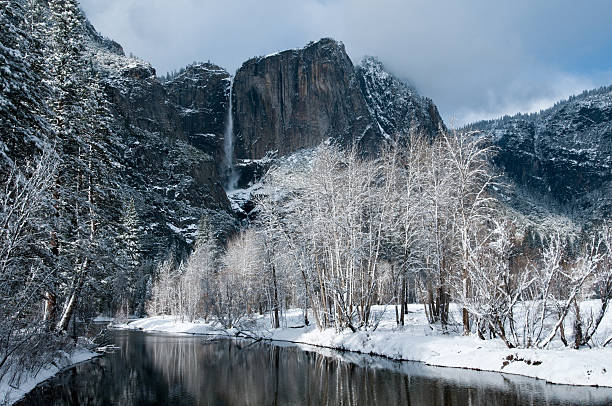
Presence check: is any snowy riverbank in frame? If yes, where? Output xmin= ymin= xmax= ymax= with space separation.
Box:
xmin=1 ymin=348 xmax=99 ymax=405
xmin=113 ymin=304 xmax=612 ymax=388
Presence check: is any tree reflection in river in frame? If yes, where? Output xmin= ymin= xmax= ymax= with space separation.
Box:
xmin=20 ymin=330 xmax=612 ymax=405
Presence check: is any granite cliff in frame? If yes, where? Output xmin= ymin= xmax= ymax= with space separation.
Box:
xmin=232 ymin=39 xmax=445 ymax=162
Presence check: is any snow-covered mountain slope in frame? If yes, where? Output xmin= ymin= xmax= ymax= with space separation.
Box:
xmin=356 ymin=56 xmax=445 ymax=140
xmin=83 ymin=20 xmax=238 ymax=254
xmin=467 ymin=86 xmax=612 ymax=224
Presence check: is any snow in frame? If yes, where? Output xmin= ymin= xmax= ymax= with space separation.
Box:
xmin=113 ymin=302 xmax=612 ymax=388
xmin=0 ymin=348 xmax=99 ymax=405
xmin=92 ymin=315 xmax=115 ymax=322
xmin=256 ymin=39 xmax=343 ymax=62
xmin=165 ymin=222 xmax=184 ymax=234
xmin=263 ymin=51 xmax=281 ymax=59
xmin=115 ymin=316 xmax=221 ymax=336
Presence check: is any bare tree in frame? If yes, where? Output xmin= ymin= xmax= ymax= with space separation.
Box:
xmin=214 ymin=230 xmax=262 ymax=328
xmin=571 ymin=226 xmax=611 ymax=348
xmin=0 ymin=149 xmax=61 ymax=382
xmin=147 ymin=256 xmax=177 ymax=317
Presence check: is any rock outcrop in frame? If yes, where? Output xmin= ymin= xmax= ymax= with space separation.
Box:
xmin=164 ymin=63 xmax=231 ymax=154
xmin=231 ymin=39 xmax=445 ymax=161
xmin=232 ymin=39 xmax=375 ymax=159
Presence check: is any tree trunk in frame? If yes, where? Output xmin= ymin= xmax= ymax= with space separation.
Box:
xmin=43 ymin=291 xmax=57 ymax=327
xmin=462 ymin=308 xmax=470 ymax=335
xmin=572 ymin=300 xmax=582 ymax=348
xmin=44 ymin=227 xmax=60 ymax=328
xmin=57 ymin=287 xmax=79 ymax=333
xmin=57 ymin=264 xmax=87 ymax=332
xmin=462 ymin=267 xmax=470 ymax=335
xmin=395 ymin=304 xmax=399 ymax=325
xmin=400 ymin=275 xmax=406 ymax=326
xmin=272 ymin=264 xmax=280 ymax=329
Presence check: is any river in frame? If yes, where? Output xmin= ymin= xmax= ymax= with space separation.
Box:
xmin=18 ymin=329 xmax=612 ymax=405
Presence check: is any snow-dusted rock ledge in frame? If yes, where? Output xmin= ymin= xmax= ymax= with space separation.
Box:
xmin=113 ymin=305 xmax=612 ymax=388
xmin=1 ymin=348 xmax=99 ymax=405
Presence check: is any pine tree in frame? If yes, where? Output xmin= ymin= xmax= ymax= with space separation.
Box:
xmin=120 ymin=197 xmax=141 ymax=269
xmin=45 ymin=0 xmax=121 ymax=331
xmin=115 ymin=196 xmax=143 ymax=316
xmin=0 ymin=0 xmax=53 ymax=169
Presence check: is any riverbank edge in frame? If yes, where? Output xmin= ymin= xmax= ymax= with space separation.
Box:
xmin=2 ymin=349 xmax=100 ymax=405
xmin=111 ymin=316 xmax=612 ymax=389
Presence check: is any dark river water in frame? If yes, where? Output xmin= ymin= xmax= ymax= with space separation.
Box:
xmin=18 ymin=329 xmax=612 ymax=405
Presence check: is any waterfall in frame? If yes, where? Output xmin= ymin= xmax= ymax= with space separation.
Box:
xmin=224 ymin=77 xmax=238 ymax=190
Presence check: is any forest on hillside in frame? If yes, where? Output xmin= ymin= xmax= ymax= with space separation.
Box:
xmin=1 ymin=0 xmax=148 ymax=385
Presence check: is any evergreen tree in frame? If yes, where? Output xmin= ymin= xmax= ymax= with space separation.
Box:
xmin=115 ymin=196 xmax=143 ymax=316
xmin=120 ymin=197 xmax=142 ymax=269
xmin=45 ymin=0 xmax=122 ymax=331
xmin=0 ymin=0 xmax=53 ymax=169
xmin=44 ymin=0 xmax=89 ymax=331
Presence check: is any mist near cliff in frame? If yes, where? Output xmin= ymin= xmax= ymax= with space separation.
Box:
xmin=80 ymin=0 xmax=612 ymax=125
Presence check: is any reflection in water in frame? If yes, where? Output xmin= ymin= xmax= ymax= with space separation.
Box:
xmin=20 ymin=330 xmax=612 ymax=406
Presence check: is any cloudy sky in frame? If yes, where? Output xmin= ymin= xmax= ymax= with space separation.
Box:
xmin=80 ymin=0 xmax=612 ymax=126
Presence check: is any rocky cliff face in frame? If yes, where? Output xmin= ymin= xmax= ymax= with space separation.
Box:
xmin=90 ymin=33 xmax=449 ymax=191
xmin=231 ymin=39 xmax=445 ymax=161
xmin=86 ymin=34 xmax=447 ymax=250
xmin=468 ymin=86 xmax=612 ymax=221
xmin=356 ymin=57 xmax=445 ymax=141
xmin=99 ymin=57 xmax=230 ymax=166
xmin=164 ymin=63 xmax=230 ymax=154
xmin=86 ymin=32 xmax=236 ymax=254
xmin=232 ymin=39 xmax=375 ymax=159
